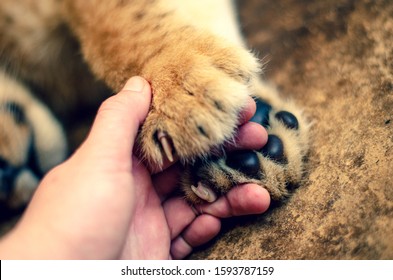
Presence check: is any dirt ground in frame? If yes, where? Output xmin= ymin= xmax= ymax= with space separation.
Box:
xmin=190 ymin=0 xmax=393 ymax=259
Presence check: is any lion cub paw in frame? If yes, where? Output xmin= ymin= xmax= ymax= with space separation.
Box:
xmin=137 ymin=33 xmax=260 ymax=167
xmin=181 ymin=96 xmax=310 ymax=204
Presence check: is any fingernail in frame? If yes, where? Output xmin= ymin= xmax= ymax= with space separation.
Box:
xmin=123 ymin=76 xmax=146 ymax=92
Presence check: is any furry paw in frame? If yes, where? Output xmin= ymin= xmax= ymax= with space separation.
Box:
xmin=181 ymin=92 xmax=310 ymax=204
xmin=137 ymin=32 xmax=260 ymax=167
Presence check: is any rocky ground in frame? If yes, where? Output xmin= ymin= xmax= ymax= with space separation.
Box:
xmin=191 ymin=0 xmax=393 ymax=259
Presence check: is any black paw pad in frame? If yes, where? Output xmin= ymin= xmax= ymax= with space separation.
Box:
xmin=250 ymin=99 xmax=272 ymax=128
xmin=260 ymin=134 xmax=286 ymax=164
xmin=275 ymin=111 xmax=299 ymax=130
xmin=226 ymin=150 xmax=260 ymax=178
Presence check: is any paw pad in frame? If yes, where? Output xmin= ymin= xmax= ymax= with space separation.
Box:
xmin=248 ymin=99 xmax=296 ymax=164
xmin=275 ymin=111 xmax=299 ymax=130
xmin=260 ymin=134 xmax=286 ymax=164
xmin=225 ymin=150 xmax=260 ymax=178
xmin=250 ymin=99 xmax=271 ymax=128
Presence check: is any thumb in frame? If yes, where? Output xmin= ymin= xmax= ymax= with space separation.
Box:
xmin=81 ymin=76 xmax=152 ymax=158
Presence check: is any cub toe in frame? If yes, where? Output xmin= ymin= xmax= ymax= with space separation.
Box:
xmin=275 ymin=111 xmax=299 ymax=130
xmin=260 ymin=134 xmax=286 ymax=164
xmin=225 ymin=150 xmax=260 ymax=178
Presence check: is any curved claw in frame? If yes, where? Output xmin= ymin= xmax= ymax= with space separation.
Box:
xmin=157 ymin=131 xmax=174 ymax=162
xmin=191 ymin=182 xmax=217 ymax=203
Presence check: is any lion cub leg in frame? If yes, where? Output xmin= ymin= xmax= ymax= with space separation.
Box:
xmin=63 ymin=0 xmax=260 ymax=166
xmin=63 ymin=0 xmax=310 ymax=203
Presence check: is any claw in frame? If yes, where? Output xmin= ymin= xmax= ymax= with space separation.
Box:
xmin=191 ymin=182 xmax=217 ymax=203
xmin=157 ymin=131 xmax=174 ymax=162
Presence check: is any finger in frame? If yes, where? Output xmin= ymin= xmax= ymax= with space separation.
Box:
xmin=226 ymin=122 xmax=268 ymax=151
xmin=163 ymin=197 xmax=196 ymax=239
xmin=180 ymin=215 xmax=221 ymax=247
xmin=238 ymin=96 xmax=257 ymax=124
xmin=170 ymin=215 xmax=221 ymax=259
xmin=81 ymin=76 xmax=151 ymax=160
xmin=194 ymin=184 xmax=271 ymax=218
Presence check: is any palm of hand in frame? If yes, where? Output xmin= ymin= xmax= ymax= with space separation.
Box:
xmin=120 ymin=159 xmax=171 ymax=259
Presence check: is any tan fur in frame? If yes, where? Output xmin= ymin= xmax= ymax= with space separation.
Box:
xmin=0 ymin=0 xmax=109 ymax=123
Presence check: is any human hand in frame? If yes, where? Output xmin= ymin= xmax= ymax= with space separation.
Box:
xmin=0 ymin=77 xmax=270 ymax=259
